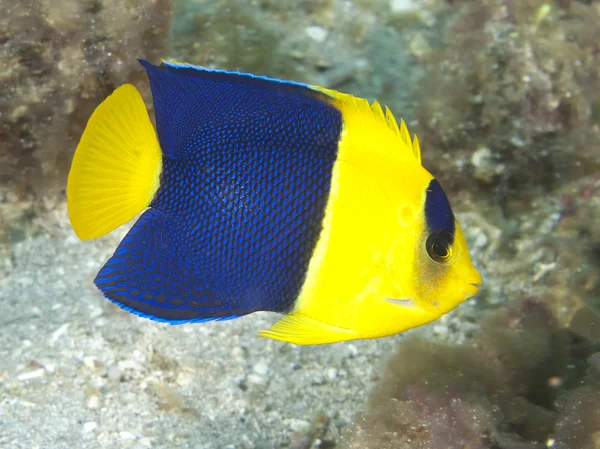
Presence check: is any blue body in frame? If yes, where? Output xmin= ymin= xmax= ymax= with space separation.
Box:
xmin=95 ymin=60 xmax=342 ymax=323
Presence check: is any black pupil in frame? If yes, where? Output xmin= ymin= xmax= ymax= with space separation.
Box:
xmin=433 ymin=241 xmax=448 ymax=257
xmin=426 ymin=230 xmax=454 ymax=262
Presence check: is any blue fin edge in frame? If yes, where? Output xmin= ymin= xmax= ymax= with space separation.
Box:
xmin=109 ymin=298 xmax=239 ymax=325
xmin=148 ymin=58 xmax=313 ymax=90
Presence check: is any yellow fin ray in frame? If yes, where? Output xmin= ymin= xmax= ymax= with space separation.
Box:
xmin=399 ymin=119 xmax=411 ymax=149
xmin=413 ymin=133 xmax=421 ymax=163
xmin=259 ymin=312 xmax=358 ymax=345
xmin=67 ymin=84 xmax=162 ymax=240
xmin=370 ymin=100 xmax=385 ymax=121
xmin=385 ymin=106 xmax=400 ymax=136
xmin=312 ymin=85 xmax=422 ymax=165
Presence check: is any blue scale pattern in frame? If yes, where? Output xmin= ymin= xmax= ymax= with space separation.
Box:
xmin=424 ymin=179 xmax=456 ymax=240
xmin=95 ymin=60 xmax=342 ymax=323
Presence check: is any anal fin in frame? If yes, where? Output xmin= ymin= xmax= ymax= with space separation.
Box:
xmin=95 ymin=209 xmax=244 ymax=323
xmin=259 ymin=312 xmax=357 ymax=345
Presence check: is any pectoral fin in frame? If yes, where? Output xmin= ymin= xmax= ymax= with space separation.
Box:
xmin=259 ymin=312 xmax=358 ymax=345
xmin=385 ymin=297 xmax=416 ymax=307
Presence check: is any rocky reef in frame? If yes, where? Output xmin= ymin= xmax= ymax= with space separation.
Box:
xmin=3 ymin=0 xmax=598 ymax=205
xmin=0 ymin=0 xmax=171 ymax=201
xmin=339 ymin=299 xmax=600 ymax=449
xmin=1 ymin=0 xmax=599 ymax=448
xmin=414 ymin=0 xmax=600 ymax=199
xmin=168 ymin=0 xmax=423 ymax=118
xmin=0 ymin=0 xmax=171 ymax=261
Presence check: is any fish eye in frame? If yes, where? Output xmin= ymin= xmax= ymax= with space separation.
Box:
xmin=426 ymin=230 xmax=454 ymax=264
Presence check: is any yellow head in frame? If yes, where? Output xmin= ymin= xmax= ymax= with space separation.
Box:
xmin=335 ymin=152 xmax=483 ymax=341
xmin=385 ymin=174 xmax=483 ymax=319
xmin=260 ymin=89 xmax=482 ymax=344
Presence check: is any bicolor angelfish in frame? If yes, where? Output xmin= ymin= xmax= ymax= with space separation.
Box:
xmin=67 ymin=59 xmax=482 ymax=345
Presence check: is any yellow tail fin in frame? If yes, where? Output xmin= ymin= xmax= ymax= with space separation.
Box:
xmin=67 ymin=84 xmax=162 ymax=240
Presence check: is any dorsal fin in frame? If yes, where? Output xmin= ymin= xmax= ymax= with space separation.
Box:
xmin=384 ymin=105 xmax=400 ymax=135
xmin=412 ymin=132 xmax=421 ymax=163
xmin=370 ymin=100 xmax=385 ymax=121
xmin=312 ymin=86 xmax=422 ymax=164
xmin=144 ymin=59 xmax=422 ymax=164
xmin=139 ymin=59 xmax=339 ymax=160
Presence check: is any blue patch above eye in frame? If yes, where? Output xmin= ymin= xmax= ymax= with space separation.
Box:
xmin=424 ymin=179 xmax=455 ymax=238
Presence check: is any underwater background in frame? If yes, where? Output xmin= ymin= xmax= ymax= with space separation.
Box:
xmin=0 ymin=0 xmax=599 ymax=448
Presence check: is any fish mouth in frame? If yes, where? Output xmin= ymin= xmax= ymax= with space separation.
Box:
xmin=464 ymin=282 xmax=482 ymax=299
xmin=464 ymin=269 xmax=483 ymax=299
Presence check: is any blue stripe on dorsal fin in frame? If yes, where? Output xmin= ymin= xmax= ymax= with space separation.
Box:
xmin=94 ymin=208 xmax=252 ymax=324
xmin=159 ymin=59 xmax=312 ymax=90
xmin=138 ymin=59 xmax=337 ymax=160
